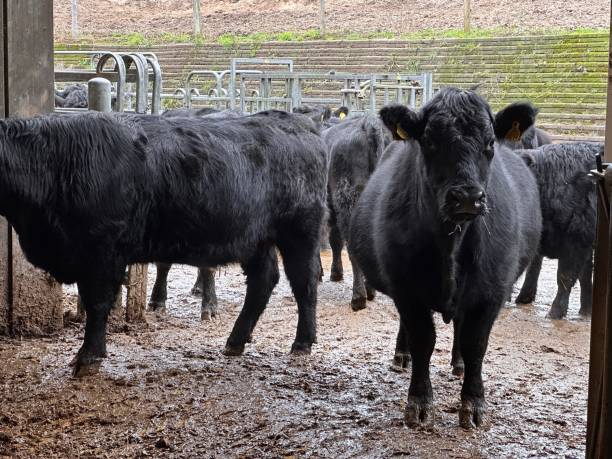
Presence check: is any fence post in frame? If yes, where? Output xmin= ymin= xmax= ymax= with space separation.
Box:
xmin=88 ymin=77 xmax=112 ymax=112
xmin=193 ymin=0 xmax=201 ymax=35
xmin=463 ymin=0 xmax=471 ymax=33
xmin=320 ymin=0 xmax=326 ymax=37
xmin=71 ymin=0 xmax=78 ymax=38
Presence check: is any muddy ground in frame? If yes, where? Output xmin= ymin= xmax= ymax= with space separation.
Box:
xmin=0 ymin=250 xmax=589 ymax=458
xmin=53 ymin=0 xmax=610 ymax=40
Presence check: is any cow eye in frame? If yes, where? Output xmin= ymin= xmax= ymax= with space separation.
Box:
xmin=484 ymin=140 xmax=495 ymax=158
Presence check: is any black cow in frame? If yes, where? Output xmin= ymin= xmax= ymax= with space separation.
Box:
xmin=349 ymin=88 xmax=542 ymax=428
xmin=293 ymin=105 xmax=349 ymax=127
xmin=514 ymin=142 xmax=601 ymax=318
xmin=0 ymin=110 xmax=327 ymax=376
xmin=55 ymin=84 xmax=88 ymax=108
xmin=150 ymin=107 xmax=244 ymax=320
xmin=494 ymin=101 xmax=552 ymax=149
xmin=324 ymin=114 xmax=390 ymax=310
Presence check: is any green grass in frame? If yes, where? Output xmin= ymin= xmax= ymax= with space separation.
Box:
xmin=56 ymin=26 xmax=608 ymax=49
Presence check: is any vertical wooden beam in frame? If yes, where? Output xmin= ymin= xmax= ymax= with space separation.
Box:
xmin=193 ymin=0 xmax=201 ymax=35
xmin=71 ymin=0 xmax=78 ymax=38
xmin=586 ymin=11 xmax=612 ymax=458
xmin=463 ymin=0 xmax=471 ymax=34
xmin=320 ymin=0 xmax=326 ymax=37
xmin=126 ymin=265 xmax=147 ymax=323
xmin=0 ymin=0 xmax=63 ymax=337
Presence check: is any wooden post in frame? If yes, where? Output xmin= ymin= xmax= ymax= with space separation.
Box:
xmin=71 ymin=0 xmax=78 ymax=38
xmin=463 ymin=0 xmax=471 ymax=34
xmin=0 ymin=0 xmax=63 ymax=337
xmin=586 ymin=12 xmax=612 ymax=458
xmin=193 ymin=0 xmax=201 ymax=35
xmin=125 ymin=264 xmax=147 ymax=323
xmin=319 ymin=0 xmax=326 ymax=37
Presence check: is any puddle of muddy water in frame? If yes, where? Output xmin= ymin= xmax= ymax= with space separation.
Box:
xmin=1 ymin=251 xmax=589 ymax=458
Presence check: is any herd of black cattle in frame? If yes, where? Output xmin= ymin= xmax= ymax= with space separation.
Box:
xmin=5 ymin=85 xmax=599 ymax=429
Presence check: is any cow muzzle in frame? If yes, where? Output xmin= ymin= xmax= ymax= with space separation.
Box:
xmin=446 ymin=188 xmax=486 ymax=222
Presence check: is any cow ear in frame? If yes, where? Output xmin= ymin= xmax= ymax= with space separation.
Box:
xmin=379 ymin=104 xmax=423 ymax=141
xmin=319 ymin=107 xmax=332 ymax=123
xmin=334 ymin=106 xmax=349 ymax=119
xmin=494 ymin=102 xmax=538 ymax=142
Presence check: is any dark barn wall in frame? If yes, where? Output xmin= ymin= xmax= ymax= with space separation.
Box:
xmin=0 ymin=0 xmax=63 ymax=336
xmin=587 ymin=9 xmax=612 ymax=458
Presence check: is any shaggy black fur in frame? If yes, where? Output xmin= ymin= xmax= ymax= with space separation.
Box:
xmin=349 ymin=88 xmax=542 ymax=429
xmin=515 ymin=142 xmax=601 ymax=318
xmin=0 ymin=110 xmax=328 ymax=375
xmin=54 ymin=84 xmax=88 ymax=109
xmin=151 ymin=107 xmax=244 ymax=320
xmin=324 ymin=114 xmax=391 ymax=310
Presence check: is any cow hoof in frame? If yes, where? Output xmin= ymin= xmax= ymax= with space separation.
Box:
xmin=578 ymin=308 xmax=592 ymax=318
xmin=451 ymin=362 xmax=465 ymax=377
xmin=222 ymin=343 xmax=245 ymax=356
xmin=546 ymin=307 xmax=566 ymax=320
xmin=330 ymin=271 xmax=343 ymax=282
xmin=200 ymin=307 xmax=217 ymax=321
xmin=459 ymin=397 xmax=488 ymax=429
xmin=404 ymin=396 xmax=434 ymax=427
xmin=392 ymin=352 xmax=411 ymax=371
xmin=69 ymin=348 xmax=105 ymax=378
xmin=148 ymin=301 xmax=166 ymax=313
xmin=515 ymin=293 xmax=535 ymax=305
xmin=366 ymin=287 xmax=376 ymax=301
xmin=72 ymin=360 xmax=102 ymax=378
xmin=290 ymin=342 xmax=312 ymax=356
xmin=191 ymin=286 xmax=203 ymax=297
xmin=351 ymin=297 xmax=367 ymax=311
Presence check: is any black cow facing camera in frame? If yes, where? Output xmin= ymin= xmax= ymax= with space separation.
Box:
xmin=349 ymin=88 xmax=542 ymax=429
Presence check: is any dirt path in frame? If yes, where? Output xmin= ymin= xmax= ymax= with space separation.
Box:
xmin=0 ymin=251 xmax=589 ymax=458
xmin=53 ymin=0 xmax=610 ymax=40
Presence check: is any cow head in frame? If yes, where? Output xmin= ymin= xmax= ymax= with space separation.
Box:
xmin=380 ymin=88 xmax=501 ymax=225
xmin=493 ymin=102 xmax=539 ymax=149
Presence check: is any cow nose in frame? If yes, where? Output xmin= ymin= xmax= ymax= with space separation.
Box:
xmin=448 ymin=188 xmax=486 ymax=217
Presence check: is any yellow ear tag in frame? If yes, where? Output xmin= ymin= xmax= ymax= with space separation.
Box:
xmin=396 ymin=125 xmax=410 ymax=140
xmin=339 ymin=112 xmax=346 ymax=120
xmin=506 ymin=121 xmax=522 ymax=141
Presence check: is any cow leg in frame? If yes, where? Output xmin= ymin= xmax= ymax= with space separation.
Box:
xmin=451 ymin=314 xmax=464 ymax=377
xmin=224 ymin=246 xmax=279 ymax=356
xmin=278 ymin=237 xmax=320 ymax=356
xmin=578 ymin=252 xmax=593 ymax=317
xmin=366 ymin=283 xmax=376 ymax=301
xmin=149 ymin=262 xmax=171 ymax=312
xmin=515 ymin=254 xmax=543 ymax=305
xmin=200 ymin=268 xmax=219 ymax=321
xmin=400 ymin=307 xmax=435 ymax=427
xmin=548 ymin=252 xmax=585 ymax=319
xmin=190 ymin=268 xmax=204 ymax=296
xmin=349 ymin=251 xmax=368 ymax=311
xmin=458 ymin=306 xmax=496 ymax=429
xmin=392 ymin=321 xmax=411 ymax=369
xmin=72 ymin=269 xmax=124 ymax=377
xmin=329 ymin=221 xmax=344 ymax=282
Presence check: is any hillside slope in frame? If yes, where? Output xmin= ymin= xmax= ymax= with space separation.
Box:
xmin=54 ymin=0 xmax=610 ymax=40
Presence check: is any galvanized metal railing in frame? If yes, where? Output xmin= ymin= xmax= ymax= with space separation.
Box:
xmin=54 ymin=50 xmax=163 ymax=114
xmin=174 ymin=57 xmax=434 ymax=114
